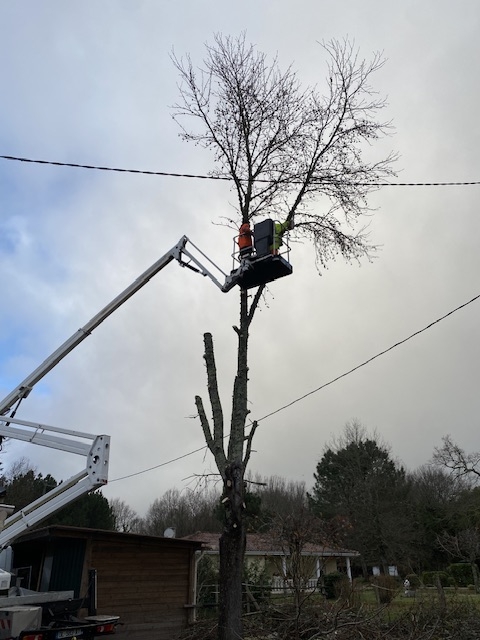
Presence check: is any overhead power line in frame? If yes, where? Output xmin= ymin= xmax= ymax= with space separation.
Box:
xmin=110 ymin=445 xmax=209 ymax=482
xmin=110 ymin=290 xmax=480 ymax=483
xmin=0 ymin=155 xmax=219 ymax=180
xmin=2 ymin=154 xmax=480 ymax=187
xmin=256 ymin=292 xmax=480 ymax=422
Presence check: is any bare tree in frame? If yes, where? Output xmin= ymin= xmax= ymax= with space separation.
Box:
xmin=247 ymin=473 xmax=308 ymax=525
xmin=173 ymin=33 xmax=395 ymax=640
xmin=4 ymin=456 xmax=35 ymax=480
xmin=437 ymin=528 xmax=480 ymax=592
xmin=110 ymin=498 xmax=141 ymax=533
xmin=433 ymin=435 xmax=480 ymax=483
xmin=141 ymin=486 xmax=221 ymax=537
xmin=407 ymin=465 xmax=469 ymax=570
xmin=271 ymin=507 xmax=328 ymax=634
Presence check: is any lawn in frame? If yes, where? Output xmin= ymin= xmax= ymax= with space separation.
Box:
xmin=357 ymin=584 xmax=480 ymax=613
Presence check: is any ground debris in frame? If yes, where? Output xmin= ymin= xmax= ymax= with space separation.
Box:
xmin=180 ymin=598 xmax=480 ymax=640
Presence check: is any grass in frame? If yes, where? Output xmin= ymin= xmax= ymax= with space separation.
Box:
xmin=382 ymin=586 xmax=478 ymax=600
xmin=356 ymin=585 xmax=480 ymax=615
xmin=197 ymin=584 xmax=480 ymax=622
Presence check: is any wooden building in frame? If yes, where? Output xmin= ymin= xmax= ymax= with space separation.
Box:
xmin=11 ymin=525 xmax=201 ymax=640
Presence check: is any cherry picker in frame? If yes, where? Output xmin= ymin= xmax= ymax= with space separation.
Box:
xmin=0 ymin=227 xmax=292 ymax=639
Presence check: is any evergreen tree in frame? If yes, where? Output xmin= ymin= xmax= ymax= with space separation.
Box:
xmin=309 ymin=422 xmax=409 ymax=575
xmin=2 ymin=463 xmax=114 ymax=531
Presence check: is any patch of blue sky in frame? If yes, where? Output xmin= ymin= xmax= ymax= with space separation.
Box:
xmin=0 ymin=379 xmax=52 ymax=406
xmin=0 ymin=222 xmax=18 ymax=254
xmin=5 ymin=134 xmax=108 ymax=189
xmin=0 ymin=159 xmax=98 ymax=282
xmin=0 ymin=334 xmax=32 ymax=383
xmin=0 ymin=317 xmax=55 ymax=388
xmin=0 ymin=341 xmax=53 ymax=404
xmin=0 ymin=147 xmax=103 ymax=216
xmin=0 ymin=378 xmax=52 ymax=399
xmin=0 ymin=333 xmax=26 ymax=362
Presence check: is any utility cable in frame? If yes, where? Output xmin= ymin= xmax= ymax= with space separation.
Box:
xmin=111 ymin=445 xmax=209 ymax=482
xmin=2 ymin=155 xmax=480 ymax=187
xmin=109 ymin=290 xmax=480 ymax=482
xmin=256 ymin=292 xmax=480 ymax=423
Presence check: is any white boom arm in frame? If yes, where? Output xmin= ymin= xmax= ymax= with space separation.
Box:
xmin=0 ymin=235 xmax=229 ymax=548
xmin=0 ymin=418 xmax=109 ymax=548
xmin=0 ymin=236 xmax=227 ymax=417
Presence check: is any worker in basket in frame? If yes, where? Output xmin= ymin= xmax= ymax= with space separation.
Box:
xmin=271 ymin=217 xmax=294 ymax=254
xmin=238 ymin=221 xmax=253 ymax=259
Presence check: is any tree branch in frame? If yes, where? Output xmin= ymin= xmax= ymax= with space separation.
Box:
xmin=195 ymin=395 xmax=226 ymax=475
xmin=246 ymin=284 xmax=265 ymax=328
xmin=172 ymin=35 xmax=395 ymax=271
xmin=433 ymin=435 xmax=480 ymax=481
xmin=228 ymin=290 xmax=249 ymax=462
xmin=243 ymin=420 xmax=258 ymax=467
xmin=198 ymin=333 xmax=227 ymax=473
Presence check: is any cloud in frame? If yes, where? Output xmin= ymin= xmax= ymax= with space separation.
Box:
xmin=1 ymin=1 xmax=479 ymax=516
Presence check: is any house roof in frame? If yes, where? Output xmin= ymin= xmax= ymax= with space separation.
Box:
xmin=181 ymin=532 xmax=359 ymax=558
xmin=12 ymin=525 xmax=202 ymax=551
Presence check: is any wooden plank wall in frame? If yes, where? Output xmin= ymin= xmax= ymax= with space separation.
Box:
xmin=90 ymin=538 xmax=194 ymax=640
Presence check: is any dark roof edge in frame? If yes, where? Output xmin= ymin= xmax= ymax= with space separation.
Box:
xmin=13 ymin=525 xmax=202 ymax=548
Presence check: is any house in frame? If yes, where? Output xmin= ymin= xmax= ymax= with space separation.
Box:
xmin=10 ymin=525 xmax=202 ymax=640
xmin=182 ymin=532 xmax=359 ymax=593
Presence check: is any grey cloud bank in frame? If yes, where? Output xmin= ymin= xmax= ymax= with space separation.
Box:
xmin=0 ymin=0 xmax=479 ymax=515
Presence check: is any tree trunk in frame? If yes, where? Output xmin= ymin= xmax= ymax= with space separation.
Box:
xmin=217 ymin=289 xmax=250 ymax=640
xmin=197 ymin=287 xmax=262 ymax=640
xmin=435 ymin=574 xmax=446 ymax=618
xmin=218 ymin=462 xmax=246 ymax=640
xmin=470 ymin=560 xmax=480 ymax=593
xmin=360 ymin=557 xmax=368 ymax=580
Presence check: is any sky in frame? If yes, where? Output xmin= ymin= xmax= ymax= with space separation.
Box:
xmin=1 ymin=1 xmax=479 ymax=519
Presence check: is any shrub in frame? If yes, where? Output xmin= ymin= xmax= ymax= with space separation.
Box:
xmin=422 ymin=571 xmax=450 ymax=587
xmin=448 ymin=563 xmax=473 ymax=588
xmin=323 ymin=572 xmax=347 ymax=599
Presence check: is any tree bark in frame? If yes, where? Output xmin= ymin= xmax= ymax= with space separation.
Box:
xmin=218 ymin=462 xmax=246 ymax=640
xmin=471 ymin=560 xmax=480 ymax=593
xmin=217 ymin=289 xmax=250 ymax=640
xmin=197 ymin=287 xmax=264 ymax=640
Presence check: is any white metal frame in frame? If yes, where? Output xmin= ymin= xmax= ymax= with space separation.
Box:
xmin=0 ymin=236 xmax=228 ymax=548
